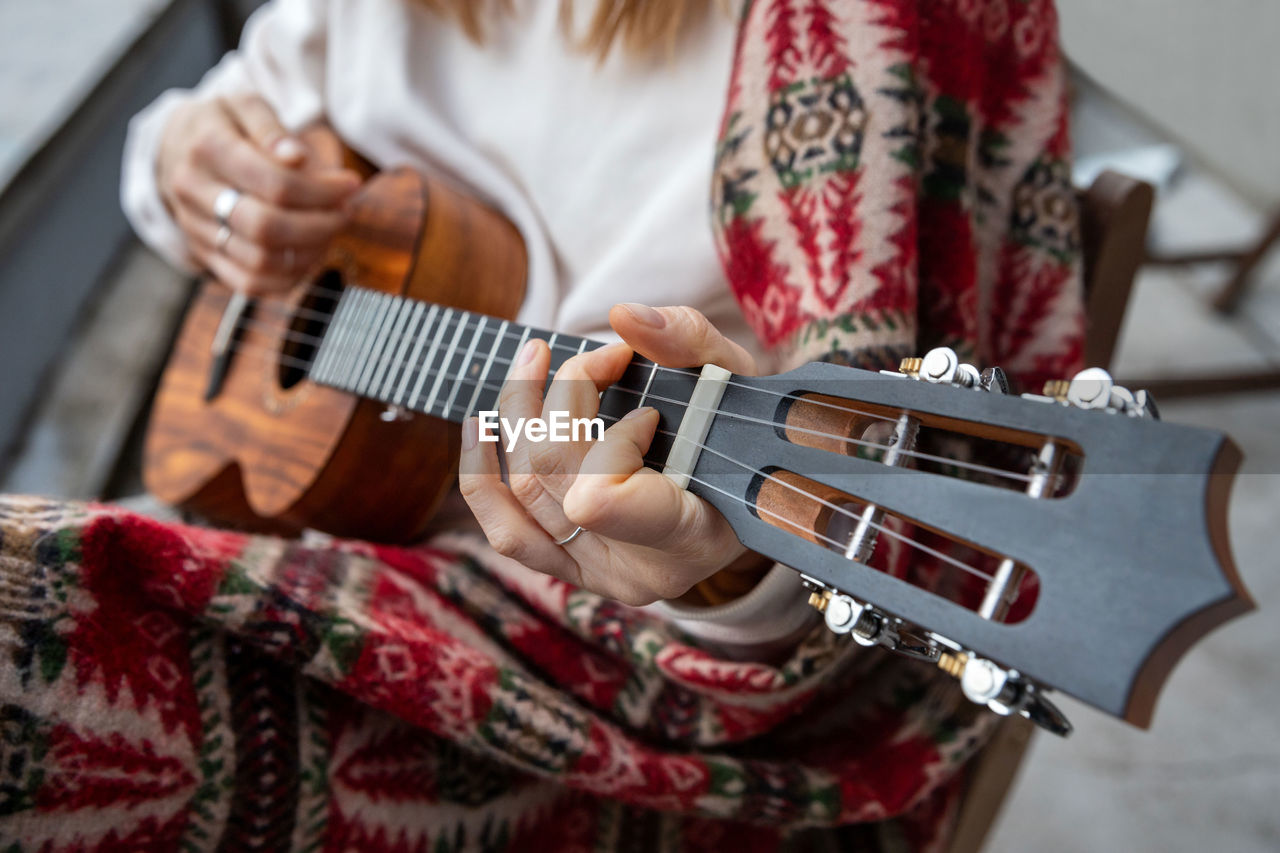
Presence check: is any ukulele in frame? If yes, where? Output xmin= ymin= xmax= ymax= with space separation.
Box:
xmin=145 ymin=140 xmax=1253 ymax=738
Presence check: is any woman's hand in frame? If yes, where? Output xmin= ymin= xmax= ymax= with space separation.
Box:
xmin=459 ymin=303 xmax=764 ymax=606
xmin=156 ymin=93 xmax=362 ymax=293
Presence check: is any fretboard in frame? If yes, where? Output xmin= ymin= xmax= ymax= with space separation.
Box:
xmin=307 ymin=286 xmax=698 ymax=462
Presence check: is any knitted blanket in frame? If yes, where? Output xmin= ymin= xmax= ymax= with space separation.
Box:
xmin=0 ymin=0 xmax=1081 ymax=849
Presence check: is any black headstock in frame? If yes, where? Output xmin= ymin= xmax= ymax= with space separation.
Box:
xmin=683 ymin=355 xmax=1252 ymax=734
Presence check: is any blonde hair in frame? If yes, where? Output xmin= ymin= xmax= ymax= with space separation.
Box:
xmin=416 ymin=0 xmax=714 ymax=58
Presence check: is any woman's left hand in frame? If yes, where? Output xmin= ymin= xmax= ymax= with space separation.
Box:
xmin=458 ymin=303 xmax=761 ymax=606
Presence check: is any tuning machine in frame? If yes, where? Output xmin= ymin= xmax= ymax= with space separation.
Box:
xmin=886 ymin=348 xmax=1010 ymax=394
xmin=803 ymin=579 xmax=939 ymax=662
xmin=939 ymin=651 xmax=1073 ymax=736
xmin=802 ymin=577 xmax=1073 ymax=736
xmin=1033 ymin=368 xmax=1159 ymax=419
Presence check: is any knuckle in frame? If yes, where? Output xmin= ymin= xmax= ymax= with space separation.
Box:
xmin=191 ymin=130 xmax=221 ymax=164
xmin=562 ymin=482 xmax=608 ymax=530
xmin=487 ymin=529 xmax=526 ymax=561
xmin=527 ymin=442 xmax=567 ymax=480
xmin=258 ymin=173 xmax=292 ymax=205
xmin=506 ymin=472 xmax=544 ymax=507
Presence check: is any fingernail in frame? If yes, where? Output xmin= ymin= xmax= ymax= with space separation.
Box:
xmin=461 ymin=417 xmax=479 ymax=451
xmin=517 ymin=340 xmax=538 ymax=367
xmin=622 ymin=303 xmax=665 ymax=328
xmin=273 ymin=137 xmax=305 ymax=161
xmin=621 ymin=407 xmax=654 ymax=421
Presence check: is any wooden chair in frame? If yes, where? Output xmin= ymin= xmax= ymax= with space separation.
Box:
xmin=947 ymin=170 xmax=1155 ymax=853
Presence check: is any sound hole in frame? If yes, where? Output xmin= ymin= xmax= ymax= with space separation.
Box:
xmin=278 ymin=269 xmax=344 ymax=390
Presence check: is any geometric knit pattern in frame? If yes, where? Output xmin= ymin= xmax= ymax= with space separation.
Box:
xmin=1 ymin=1 xmax=1082 ymax=848
xmin=0 ymin=496 xmax=991 ymax=850
xmin=713 ymin=0 xmax=1084 ymax=390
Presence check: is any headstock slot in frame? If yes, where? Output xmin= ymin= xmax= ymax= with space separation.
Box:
xmin=778 ymin=392 xmax=1082 ymax=499
xmin=750 ymin=468 xmax=1039 ymax=624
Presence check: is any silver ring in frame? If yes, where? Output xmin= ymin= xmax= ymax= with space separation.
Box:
xmin=213 ymin=187 xmax=241 ymax=227
xmin=215 ymin=224 xmax=232 ymax=253
xmin=554 ymin=526 xmax=585 ymax=547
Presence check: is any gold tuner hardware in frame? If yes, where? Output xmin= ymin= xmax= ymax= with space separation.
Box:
xmin=937 ymin=650 xmax=969 ymax=679
xmin=899 ymin=357 xmax=923 ymax=377
xmin=1042 ymin=379 xmax=1070 ymax=401
xmin=807 ymin=590 xmax=832 ymax=612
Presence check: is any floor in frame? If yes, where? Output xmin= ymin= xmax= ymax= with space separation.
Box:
xmin=986 ymin=78 xmax=1280 ymax=853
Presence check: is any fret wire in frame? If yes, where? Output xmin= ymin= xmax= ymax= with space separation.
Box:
xmin=384 ymin=301 xmax=426 ymax=403
xmin=336 ymin=290 xmax=376 ymax=388
xmin=323 ymin=289 xmax=358 ymax=386
xmin=356 ymin=295 xmax=401 ymax=396
xmin=368 ymin=297 xmax=410 ymax=399
xmin=423 ymin=310 xmax=470 ymax=415
xmin=637 ymin=359 xmax=658 ymax=407
xmin=408 ymin=307 xmax=455 ymax=410
xmin=396 ymin=304 xmax=439 ymax=405
xmin=378 ymin=296 xmax=420 ymax=400
xmin=310 ymin=292 xmax=349 ymax=382
xmin=350 ymin=292 xmax=389 ymax=392
xmin=442 ymin=315 xmax=487 ymax=420
xmin=353 ymin=289 xmax=391 ymax=389
xmin=464 ymin=318 xmax=509 ymax=420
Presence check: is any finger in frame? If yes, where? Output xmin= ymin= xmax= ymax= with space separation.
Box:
xmin=175 ymin=200 xmax=323 ymax=278
xmin=194 ymin=123 xmax=360 ymax=209
xmin=458 ymin=417 xmax=584 ymax=582
xmin=530 ymin=342 xmax=632 ymax=501
xmin=175 ymin=178 xmax=348 ymax=251
xmin=497 ymin=340 xmax=571 ymax=526
xmin=185 ymin=223 xmax=304 ymax=295
xmin=564 ymin=408 xmax=741 ymax=560
xmin=221 ymin=94 xmax=305 ymax=165
xmin=609 ymin=303 xmax=757 ymax=375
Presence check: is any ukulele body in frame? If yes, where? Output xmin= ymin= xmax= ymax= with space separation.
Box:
xmin=144 ymin=139 xmax=527 ymax=543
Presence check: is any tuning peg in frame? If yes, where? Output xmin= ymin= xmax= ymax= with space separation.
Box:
xmin=919 ymin=347 xmax=981 ymax=388
xmin=979 ymin=366 xmax=1010 ymax=394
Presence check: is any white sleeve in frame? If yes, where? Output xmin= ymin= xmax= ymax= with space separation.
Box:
xmin=646 ymin=563 xmax=819 ymax=661
xmin=120 ymin=0 xmax=330 ymax=271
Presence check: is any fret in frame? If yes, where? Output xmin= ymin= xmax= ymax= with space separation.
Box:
xmin=310 ymin=291 xmax=354 ymax=383
xmin=423 ymin=310 xmax=470 ymax=415
xmin=358 ymin=295 xmax=401 ymax=394
xmin=462 ymin=318 xmax=508 ymax=421
xmin=335 ymin=289 xmax=376 ymax=388
xmin=380 ymin=300 xmax=425 ymax=402
xmin=637 ymin=360 xmax=658 ymax=407
xmin=408 ymin=308 xmax=455 ymax=411
xmin=395 ymin=304 xmax=439 ymax=405
xmin=353 ymin=290 xmax=391 ymax=389
xmin=367 ymin=297 xmax=410 ymax=399
xmin=308 ymin=292 xmax=703 ymax=467
xmin=442 ymin=315 xmax=486 ymax=420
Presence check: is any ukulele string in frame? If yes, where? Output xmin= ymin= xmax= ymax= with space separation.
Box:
xmin=587 ymin=411 xmax=998 ymax=582
xmin=216 ymin=329 xmax=1036 ymax=486
xmin=212 ymin=314 xmax=1038 ymax=486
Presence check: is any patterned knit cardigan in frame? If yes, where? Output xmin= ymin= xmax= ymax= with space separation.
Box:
xmin=0 ymin=1 xmax=1081 ymax=850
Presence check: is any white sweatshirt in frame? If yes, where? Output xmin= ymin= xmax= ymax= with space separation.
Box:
xmin=121 ymin=0 xmax=816 ymax=654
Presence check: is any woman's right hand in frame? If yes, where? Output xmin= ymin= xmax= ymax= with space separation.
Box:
xmin=156 ymin=93 xmax=362 ymax=293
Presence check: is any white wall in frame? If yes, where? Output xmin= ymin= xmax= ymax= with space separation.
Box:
xmin=1059 ymin=0 xmax=1280 ymax=206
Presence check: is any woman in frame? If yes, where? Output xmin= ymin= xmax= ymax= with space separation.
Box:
xmin=1 ymin=0 xmax=1083 ymax=849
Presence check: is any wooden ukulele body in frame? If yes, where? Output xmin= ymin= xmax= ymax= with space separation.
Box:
xmin=144 ymin=147 xmax=527 ymax=543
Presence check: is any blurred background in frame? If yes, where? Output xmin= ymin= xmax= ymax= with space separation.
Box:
xmin=0 ymin=1 xmax=1275 ymax=849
